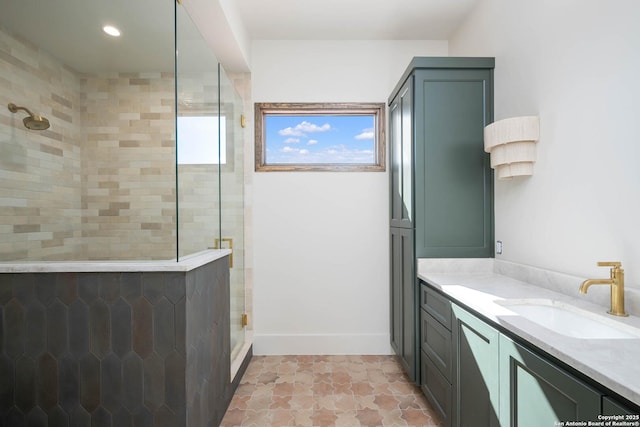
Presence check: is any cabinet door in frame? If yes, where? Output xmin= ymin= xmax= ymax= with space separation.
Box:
xmin=414 ymin=68 xmax=494 ymax=258
xmin=390 ymin=227 xmax=417 ymax=381
xmin=422 ymin=349 xmax=453 ymax=427
xmin=452 ymin=304 xmax=500 ymax=427
xmin=499 ymin=335 xmax=602 ymax=426
xmin=602 ymin=396 xmax=637 ymax=416
xmin=389 ymin=77 xmax=414 ymax=229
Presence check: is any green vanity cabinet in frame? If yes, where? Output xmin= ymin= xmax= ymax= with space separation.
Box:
xmin=602 ymin=396 xmax=636 ymax=415
xmin=420 ymin=285 xmax=500 ymax=427
xmin=499 ymin=335 xmax=601 ymax=426
xmin=419 ymin=281 xmax=639 ymax=427
xmin=452 ymin=304 xmax=500 ymax=427
xmin=420 ymin=284 xmax=453 ymax=426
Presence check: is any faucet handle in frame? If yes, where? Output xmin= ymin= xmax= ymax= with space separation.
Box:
xmin=597 ymin=261 xmax=622 ymax=269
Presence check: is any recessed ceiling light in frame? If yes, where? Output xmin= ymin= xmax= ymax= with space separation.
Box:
xmin=103 ymin=25 xmax=121 ymax=37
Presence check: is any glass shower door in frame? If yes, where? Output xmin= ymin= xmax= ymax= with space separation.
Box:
xmin=176 ymin=5 xmax=247 ymax=377
xmin=219 ymin=67 xmax=246 ymax=367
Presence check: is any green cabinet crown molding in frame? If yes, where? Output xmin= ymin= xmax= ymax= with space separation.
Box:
xmin=388 ymin=57 xmax=495 ymax=106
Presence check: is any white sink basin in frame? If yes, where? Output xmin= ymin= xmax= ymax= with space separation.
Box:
xmin=497 ymin=299 xmax=640 ymax=339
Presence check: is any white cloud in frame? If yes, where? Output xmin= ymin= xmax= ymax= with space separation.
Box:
xmin=307 ymin=139 xmax=318 ymax=145
xmin=278 ymin=120 xmax=332 ymax=137
xmin=297 ymin=121 xmax=331 ymax=133
xmin=270 ymin=143 xmax=376 ymax=165
xmin=284 ymin=138 xmax=300 ymax=144
xmin=355 ymin=128 xmax=375 ymax=140
xmin=279 ymin=127 xmax=304 ymax=137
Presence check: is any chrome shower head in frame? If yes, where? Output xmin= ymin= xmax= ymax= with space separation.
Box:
xmin=7 ymin=103 xmax=51 ymax=130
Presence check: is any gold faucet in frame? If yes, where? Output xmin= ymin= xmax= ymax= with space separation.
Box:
xmin=580 ymin=261 xmax=628 ymax=317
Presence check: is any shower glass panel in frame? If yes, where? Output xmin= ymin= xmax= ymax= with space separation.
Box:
xmin=176 ymin=7 xmax=222 ymax=258
xmin=219 ymin=67 xmax=246 ymax=363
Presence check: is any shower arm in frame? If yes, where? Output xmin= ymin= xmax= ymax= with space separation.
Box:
xmin=8 ymin=103 xmax=36 ymax=117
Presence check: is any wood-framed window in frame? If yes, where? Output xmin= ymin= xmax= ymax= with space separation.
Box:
xmin=254 ymin=102 xmax=386 ymax=172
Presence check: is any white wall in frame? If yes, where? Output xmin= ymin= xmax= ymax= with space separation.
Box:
xmin=450 ymin=1 xmax=640 ymax=286
xmin=251 ymin=40 xmax=448 ymax=354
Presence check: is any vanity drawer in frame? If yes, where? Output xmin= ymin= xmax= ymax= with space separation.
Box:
xmin=421 ymin=308 xmax=453 ymax=382
xmin=421 ymin=282 xmax=452 ymax=330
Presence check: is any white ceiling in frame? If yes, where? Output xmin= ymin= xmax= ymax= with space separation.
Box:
xmin=0 ymin=0 xmax=198 ymax=73
xmin=0 ymin=0 xmax=479 ymax=74
xmin=235 ymin=0 xmax=479 ymax=40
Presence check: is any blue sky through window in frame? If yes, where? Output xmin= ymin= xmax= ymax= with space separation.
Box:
xmin=265 ymin=115 xmax=376 ymax=164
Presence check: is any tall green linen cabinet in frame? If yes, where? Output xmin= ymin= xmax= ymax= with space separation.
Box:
xmin=389 ymin=57 xmax=495 ymax=382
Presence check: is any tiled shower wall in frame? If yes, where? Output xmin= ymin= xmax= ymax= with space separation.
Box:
xmin=80 ymin=73 xmax=176 ymax=260
xmin=1 ymin=26 xmax=242 ymax=262
xmin=0 ymin=27 xmax=84 ymax=261
xmin=0 ymin=26 xmax=177 ymax=261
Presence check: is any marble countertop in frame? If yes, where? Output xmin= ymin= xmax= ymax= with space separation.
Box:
xmin=0 ymin=249 xmax=232 ymax=273
xmin=417 ymin=258 xmax=640 ymax=406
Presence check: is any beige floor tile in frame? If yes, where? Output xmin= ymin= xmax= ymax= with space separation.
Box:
xmin=220 ymin=355 xmax=444 ymax=427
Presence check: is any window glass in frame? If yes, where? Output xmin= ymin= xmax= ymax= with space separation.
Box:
xmin=255 ymin=103 xmax=385 ymax=171
xmin=177 ymin=115 xmax=226 ymax=165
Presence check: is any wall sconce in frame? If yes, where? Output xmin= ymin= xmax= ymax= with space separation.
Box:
xmin=484 ymin=116 xmax=539 ymax=180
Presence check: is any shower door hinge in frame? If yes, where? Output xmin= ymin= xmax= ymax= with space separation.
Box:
xmin=241 ymin=313 xmax=248 ymax=327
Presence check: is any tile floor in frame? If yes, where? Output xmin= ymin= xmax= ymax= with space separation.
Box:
xmin=220 ymin=355 xmax=445 ymax=427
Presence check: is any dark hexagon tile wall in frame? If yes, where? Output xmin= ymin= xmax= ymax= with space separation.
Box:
xmin=0 ymin=255 xmax=250 ymax=427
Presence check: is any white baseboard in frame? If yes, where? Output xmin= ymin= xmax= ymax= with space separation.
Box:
xmin=253 ymin=333 xmax=393 ymax=355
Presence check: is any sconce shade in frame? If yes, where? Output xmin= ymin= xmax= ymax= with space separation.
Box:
xmin=484 ymin=116 xmax=539 ymax=179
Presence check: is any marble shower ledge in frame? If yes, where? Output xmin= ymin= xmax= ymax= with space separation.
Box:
xmin=417 ymin=258 xmax=640 ymax=406
xmin=0 ymin=249 xmax=231 ymax=273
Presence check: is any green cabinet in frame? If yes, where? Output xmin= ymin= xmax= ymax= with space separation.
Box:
xmin=452 ymin=304 xmax=500 ymax=427
xmin=602 ymin=396 xmax=636 ymax=415
xmin=420 ymin=284 xmax=453 ymax=426
xmin=414 ymin=68 xmax=494 ymax=258
xmin=420 ymin=286 xmax=500 ymax=427
xmin=389 ymin=57 xmax=495 ymax=259
xmin=390 ymin=76 xmax=414 ymax=230
xmin=419 ymin=281 xmax=640 ymax=427
xmin=390 ymin=227 xmax=417 ymax=380
xmin=390 ymin=56 xmax=495 ymax=382
xmin=499 ymin=335 xmax=601 ymax=426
